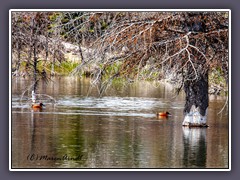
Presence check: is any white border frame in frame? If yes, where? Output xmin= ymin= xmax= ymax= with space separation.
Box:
xmin=9 ymin=9 xmax=231 ymax=171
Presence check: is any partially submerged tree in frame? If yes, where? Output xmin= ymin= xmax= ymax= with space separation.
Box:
xmin=69 ymin=11 xmax=229 ymax=127
xmin=11 ymin=11 xmax=229 ymax=126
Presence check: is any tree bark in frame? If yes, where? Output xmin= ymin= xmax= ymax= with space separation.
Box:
xmin=182 ymin=72 xmax=209 ymax=127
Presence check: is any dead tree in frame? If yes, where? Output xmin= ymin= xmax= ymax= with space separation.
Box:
xmin=11 ymin=12 xmax=52 ymax=102
xmin=69 ymin=11 xmax=229 ymax=127
xmin=11 ymin=11 xmax=229 ymax=126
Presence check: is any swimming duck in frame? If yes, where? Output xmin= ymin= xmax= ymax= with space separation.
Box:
xmin=156 ymin=111 xmax=171 ymax=117
xmin=31 ymin=102 xmax=45 ymax=109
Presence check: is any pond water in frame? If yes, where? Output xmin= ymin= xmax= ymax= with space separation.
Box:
xmin=11 ymin=77 xmax=229 ymax=169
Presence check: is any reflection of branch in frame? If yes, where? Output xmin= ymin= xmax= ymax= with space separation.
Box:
xmin=35 ymin=93 xmax=57 ymax=103
xmin=20 ymin=84 xmax=56 ymax=104
xmin=217 ymin=95 xmax=228 ymax=115
xmin=20 ymin=83 xmax=35 ymax=104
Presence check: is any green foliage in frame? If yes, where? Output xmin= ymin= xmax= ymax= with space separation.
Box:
xmin=101 ymin=62 xmax=121 ymax=79
xmin=111 ymin=77 xmax=128 ymax=87
xmin=209 ymin=67 xmax=226 ymax=86
xmin=49 ymin=12 xmax=62 ymax=21
xmin=53 ymin=61 xmax=79 ymax=74
xmin=208 ymin=67 xmax=227 ymax=95
xmin=19 ymin=60 xmax=80 ymax=76
xmin=101 ymin=21 xmax=108 ymax=30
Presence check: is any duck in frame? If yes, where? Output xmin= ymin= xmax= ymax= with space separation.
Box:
xmin=31 ymin=102 xmax=45 ymax=109
xmin=156 ymin=111 xmax=171 ymax=117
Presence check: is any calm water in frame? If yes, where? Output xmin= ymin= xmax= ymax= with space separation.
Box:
xmin=11 ymin=77 xmax=229 ymax=169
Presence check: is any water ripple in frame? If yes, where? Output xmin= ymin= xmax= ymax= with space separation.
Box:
xmin=12 ymin=96 xmax=176 ymax=118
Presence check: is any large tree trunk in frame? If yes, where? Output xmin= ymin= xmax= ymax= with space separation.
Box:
xmin=182 ymin=72 xmax=209 ymax=127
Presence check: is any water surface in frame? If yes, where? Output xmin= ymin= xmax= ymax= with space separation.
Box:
xmin=11 ymin=77 xmax=229 ymax=169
